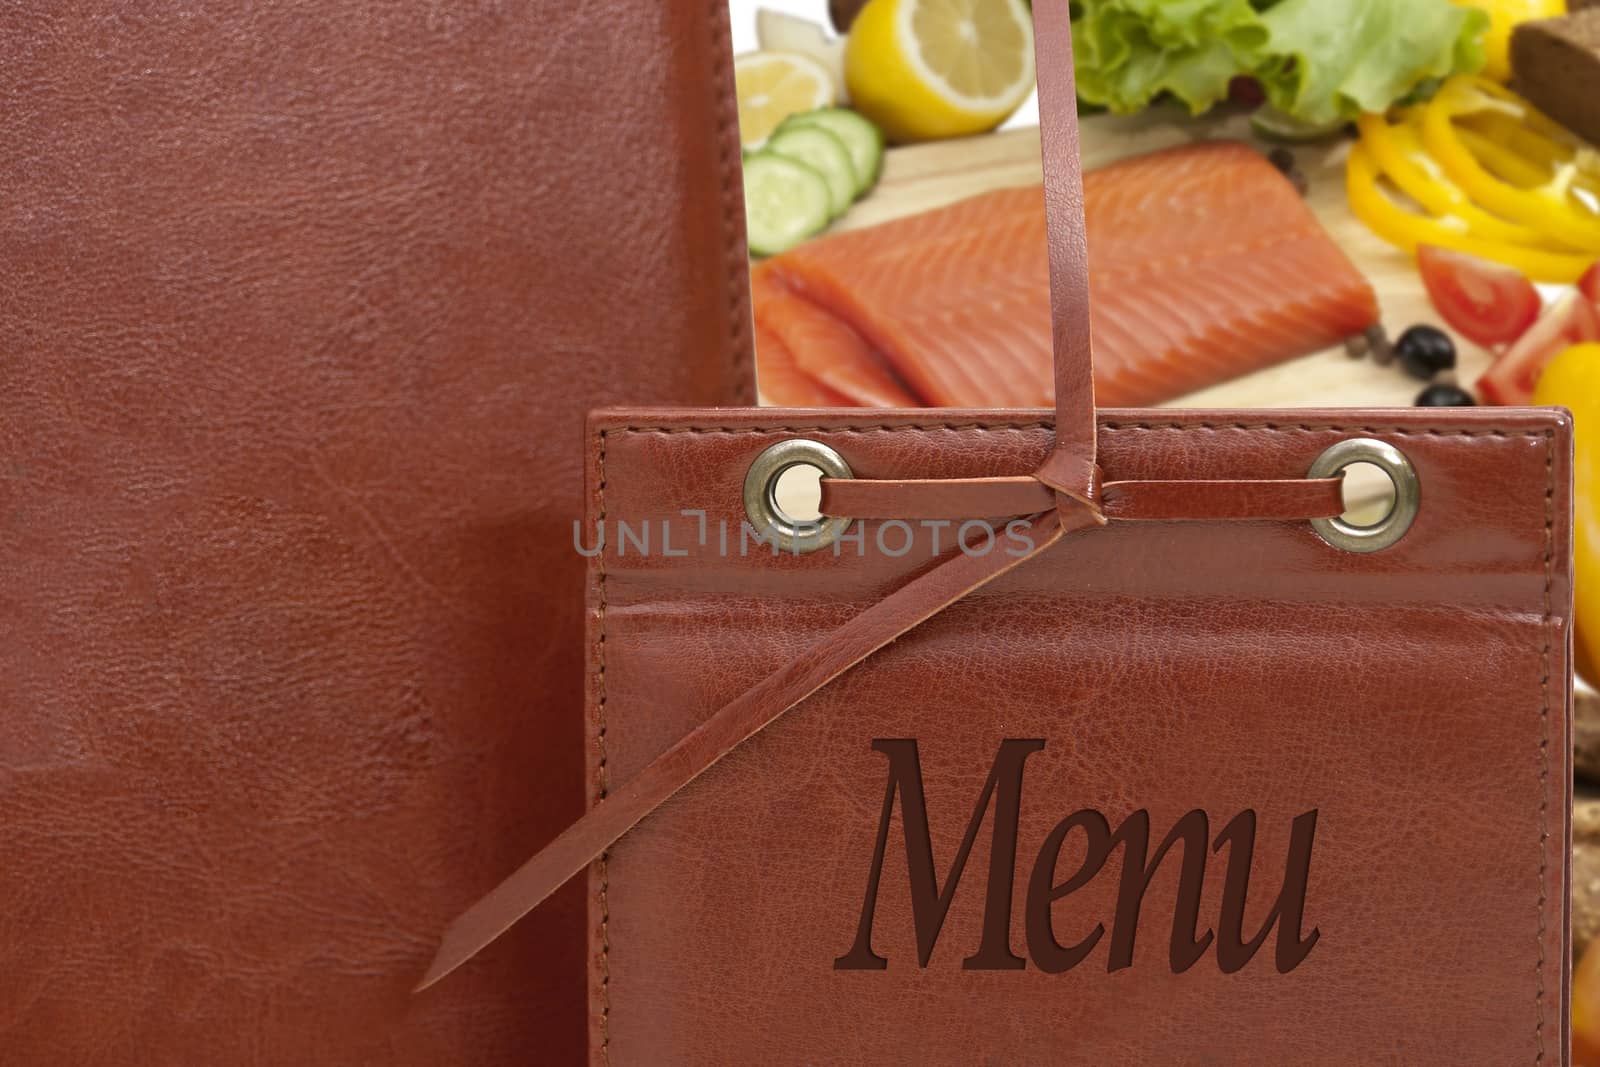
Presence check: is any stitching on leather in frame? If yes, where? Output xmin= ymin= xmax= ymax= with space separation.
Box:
xmin=709 ymin=0 xmax=754 ymax=406
xmin=600 ymin=421 xmax=1546 ymax=438
xmin=597 ymin=431 xmax=612 ymax=1064
xmin=1536 ymin=429 xmax=1554 ymax=1062
xmin=1105 ymin=424 xmax=1540 ymax=438
xmin=610 ymin=423 xmax=1057 ymax=435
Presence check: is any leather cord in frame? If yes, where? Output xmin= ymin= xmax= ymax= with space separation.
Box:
xmin=417 ymin=0 xmax=1352 ymax=988
xmin=418 ymin=503 xmax=1098 ymax=991
xmin=820 ymin=477 xmax=1347 ymax=523
xmin=1031 ymin=0 xmax=1100 ymax=510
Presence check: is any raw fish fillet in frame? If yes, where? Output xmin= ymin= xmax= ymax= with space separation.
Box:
xmin=753 ymin=322 xmax=852 ymax=407
xmin=752 ymin=265 xmax=918 ymax=407
xmin=753 ymin=141 xmax=1379 ymax=407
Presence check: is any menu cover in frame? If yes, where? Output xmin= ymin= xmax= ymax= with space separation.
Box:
xmin=0 ymin=2 xmax=751 ymax=1062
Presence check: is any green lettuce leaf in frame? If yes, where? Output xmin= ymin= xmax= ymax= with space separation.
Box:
xmin=1253 ymin=0 xmax=1488 ymax=126
xmin=1073 ymin=0 xmax=1267 ymax=115
xmin=1071 ymin=0 xmax=1488 ymax=124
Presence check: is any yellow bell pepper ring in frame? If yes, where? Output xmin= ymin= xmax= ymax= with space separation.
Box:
xmin=1355 ymin=113 xmax=1556 ymax=249
xmin=1345 ymin=144 xmax=1597 ymax=283
xmin=1421 ymin=77 xmax=1600 ymax=254
xmin=1532 ymin=342 xmax=1600 ymax=687
xmin=1456 ymin=113 xmax=1597 ymax=185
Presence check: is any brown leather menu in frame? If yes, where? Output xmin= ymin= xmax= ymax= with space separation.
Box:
xmin=579 ymin=404 xmax=1572 ymax=1063
xmin=417 ymin=0 xmax=1575 ymax=1061
xmin=0 ymin=2 xmax=751 ymax=1062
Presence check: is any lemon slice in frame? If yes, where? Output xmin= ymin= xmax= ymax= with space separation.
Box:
xmin=846 ymin=0 xmax=1034 ymax=144
xmin=734 ymin=52 xmax=837 ymax=148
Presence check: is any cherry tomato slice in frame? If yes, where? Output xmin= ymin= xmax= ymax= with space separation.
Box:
xmin=1582 ymin=261 xmax=1600 ymax=306
xmin=1417 ymin=245 xmax=1542 ymax=348
xmin=1478 ymin=292 xmax=1600 ymax=405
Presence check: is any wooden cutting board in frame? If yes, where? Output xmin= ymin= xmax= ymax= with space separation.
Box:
xmin=817 ymin=112 xmax=1467 ymax=409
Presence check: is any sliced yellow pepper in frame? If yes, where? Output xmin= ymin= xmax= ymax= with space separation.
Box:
xmin=1356 ymin=113 xmax=1556 ymax=249
xmin=1420 ymin=76 xmax=1600 ymax=253
xmin=1455 ymin=124 xmax=1561 ymax=188
xmin=1455 ymin=110 xmax=1600 ymax=198
xmin=1345 ymin=143 xmax=1596 ymax=282
xmin=1532 ymin=342 xmax=1600 ymax=686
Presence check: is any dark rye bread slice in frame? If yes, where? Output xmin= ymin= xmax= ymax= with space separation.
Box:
xmin=1512 ymin=11 xmax=1600 ymax=146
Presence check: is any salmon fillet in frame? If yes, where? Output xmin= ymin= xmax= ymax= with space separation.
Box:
xmin=752 ymin=265 xmax=918 ymax=407
xmin=753 ymin=322 xmax=853 ymax=407
xmin=752 ymin=141 xmax=1378 ymax=408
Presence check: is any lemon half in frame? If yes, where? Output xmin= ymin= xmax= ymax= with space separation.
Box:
xmin=734 ymin=52 xmax=837 ymax=148
xmin=846 ymin=0 xmax=1035 ymax=144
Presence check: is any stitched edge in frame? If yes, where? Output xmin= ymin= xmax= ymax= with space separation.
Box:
xmin=708 ymin=0 xmax=755 ymax=406
xmin=597 ymin=431 xmax=611 ymax=1065
xmin=590 ymin=418 xmax=1558 ymax=1058
xmin=596 ymin=421 xmax=1545 ymax=438
xmin=1537 ymin=429 xmax=1554 ymax=1062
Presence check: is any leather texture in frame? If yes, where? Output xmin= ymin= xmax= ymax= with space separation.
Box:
xmin=586 ymin=406 xmax=1574 ymax=1064
xmin=0 ymin=2 xmax=753 ymax=1062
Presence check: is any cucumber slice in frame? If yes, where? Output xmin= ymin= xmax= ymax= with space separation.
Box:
xmin=765 ymin=125 xmax=857 ymax=219
xmin=742 ymin=153 xmax=832 ymax=257
xmin=779 ymin=108 xmax=885 ymax=196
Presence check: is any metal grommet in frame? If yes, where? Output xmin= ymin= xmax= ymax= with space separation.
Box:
xmin=742 ymin=439 xmax=854 ymax=555
xmin=1308 ymin=438 xmax=1420 ymax=554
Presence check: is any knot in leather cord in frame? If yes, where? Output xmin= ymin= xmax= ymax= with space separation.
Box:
xmin=1037 ymin=459 xmax=1107 ymax=529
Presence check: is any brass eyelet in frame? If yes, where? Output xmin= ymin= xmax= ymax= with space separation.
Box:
xmin=742 ymin=439 xmax=854 ymax=555
xmin=1308 ymin=438 xmax=1420 ymax=554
